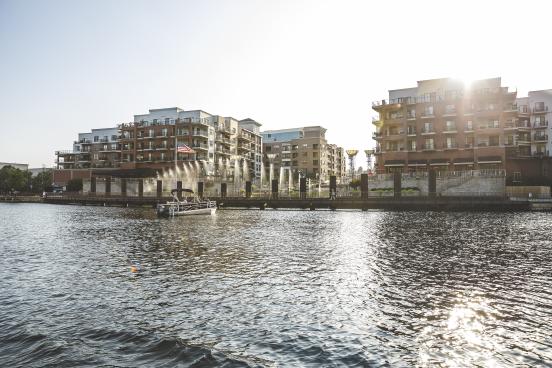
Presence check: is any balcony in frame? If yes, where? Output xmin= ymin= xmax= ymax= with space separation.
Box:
xmin=533 ymin=121 xmax=548 ymax=129
xmin=191 ymin=143 xmax=209 ymax=151
xmin=443 ymin=127 xmax=458 ymax=134
xmin=192 ymin=131 xmax=209 ymax=139
xmin=533 ymin=106 xmax=548 ymax=113
xmin=420 ymin=128 xmax=435 ymax=135
xmin=372 ymin=117 xmax=382 ymax=126
xmin=372 ymin=132 xmax=383 ymax=140
xmin=534 ymin=135 xmax=548 ymax=142
xmin=407 ymin=112 xmax=416 ymax=120
xmin=406 ymin=129 xmax=417 ymax=136
xmin=238 ymin=133 xmax=252 ymax=141
xmin=444 ymin=143 xmax=458 ymax=150
xmin=443 ymin=109 xmax=457 ymax=117
xmin=420 ymin=112 xmax=434 ymax=119
xmin=503 ymin=104 xmax=518 ymax=113
xmin=421 ymin=144 xmax=435 ymax=151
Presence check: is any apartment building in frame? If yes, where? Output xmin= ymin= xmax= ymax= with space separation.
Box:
xmin=55 ymin=127 xmax=121 ymax=169
xmin=261 ymin=126 xmax=346 ymax=183
xmin=372 ymin=77 xmax=552 ymax=173
xmin=119 ymin=107 xmax=262 ymax=179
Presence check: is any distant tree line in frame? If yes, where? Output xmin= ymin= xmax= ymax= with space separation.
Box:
xmin=0 ymin=165 xmax=52 ymax=194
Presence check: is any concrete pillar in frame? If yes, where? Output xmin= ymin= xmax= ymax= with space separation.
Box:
xmin=221 ymin=183 xmax=227 ymax=198
xmin=271 ymin=179 xmax=279 ymax=199
xmin=245 ymin=181 xmax=252 ymax=198
xmin=393 ymin=171 xmax=401 ymax=198
xmin=176 ymin=181 xmax=182 ymax=200
xmin=156 ymin=180 xmax=162 ymax=198
xmin=299 ymin=177 xmax=307 ymax=199
xmin=138 ymin=179 xmax=144 ymax=198
xmin=105 ymin=177 xmax=111 ymax=196
xmin=90 ymin=177 xmax=96 ymax=194
xmin=197 ymin=182 xmax=204 ymax=199
xmin=361 ymin=173 xmax=369 ymax=199
xmin=329 ymin=175 xmax=337 ymax=199
xmin=428 ymin=169 xmax=437 ymax=197
xmin=121 ymin=178 xmax=127 ymax=197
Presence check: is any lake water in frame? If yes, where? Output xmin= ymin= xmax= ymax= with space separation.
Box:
xmin=1 ymin=203 xmax=551 ymax=367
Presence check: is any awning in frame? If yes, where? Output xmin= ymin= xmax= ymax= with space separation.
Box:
xmin=478 ymin=156 xmax=502 ymax=164
xmin=407 ymin=159 xmax=428 ymax=167
xmin=453 ymin=157 xmax=474 ymax=165
xmin=384 ymin=160 xmax=406 ymax=167
xmin=430 ymin=159 xmax=450 ymax=166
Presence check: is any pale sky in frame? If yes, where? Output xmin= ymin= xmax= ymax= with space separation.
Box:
xmin=1 ymin=0 xmax=552 ymax=168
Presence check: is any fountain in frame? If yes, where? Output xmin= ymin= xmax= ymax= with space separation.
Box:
xmin=288 ymin=168 xmax=293 ymax=194
xmin=279 ymin=167 xmax=284 ymax=193
xmin=266 ymin=154 xmax=277 ymax=188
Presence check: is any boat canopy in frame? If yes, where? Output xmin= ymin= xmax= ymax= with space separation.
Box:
xmin=171 ymin=188 xmax=194 ymax=194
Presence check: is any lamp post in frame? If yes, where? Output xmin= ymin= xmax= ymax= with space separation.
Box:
xmin=364 ymin=149 xmax=374 ymax=174
xmin=346 ymin=149 xmax=359 ymax=182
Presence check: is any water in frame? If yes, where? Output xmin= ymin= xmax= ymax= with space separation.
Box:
xmin=1 ymin=203 xmax=551 ymax=367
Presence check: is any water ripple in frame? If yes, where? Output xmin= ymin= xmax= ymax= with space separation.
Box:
xmin=1 ymin=204 xmax=551 ymax=367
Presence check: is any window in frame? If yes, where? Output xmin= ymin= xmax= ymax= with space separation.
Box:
xmin=313 ymin=152 xmax=318 ymax=158
xmin=424 ymin=105 xmax=434 ymax=116
xmin=313 ymin=144 xmax=318 ymax=149
xmin=445 ymin=120 xmax=456 ymax=131
xmin=111 ymin=135 xmax=117 ymax=141
xmin=149 ymin=129 xmax=154 ymax=137
xmin=424 ymin=138 xmax=434 ymax=150
xmin=423 ymin=122 xmax=433 ymax=133
xmin=466 ymin=121 xmax=473 ymax=131
xmin=535 ymin=102 xmax=545 ymax=112
xmin=165 ymin=118 xmax=170 ymax=124
xmin=445 ymin=104 xmax=456 ymax=114
xmin=446 ymin=137 xmax=456 ymax=148
xmin=313 ymin=160 xmax=319 ymax=166
xmin=94 ymin=136 xmax=99 ymax=142
xmin=408 ymin=140 xmax=416 ymax=151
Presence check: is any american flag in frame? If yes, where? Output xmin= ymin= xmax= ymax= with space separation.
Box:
xmin=177 ymin=144 xmax=194 ymax=153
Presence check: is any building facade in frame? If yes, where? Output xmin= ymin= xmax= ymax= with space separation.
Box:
xmin=372 ymin=77 xmax=552 ymax=173
xmin=55 ymin=127 xmax=121 ymax=169
xmin=118 ymin=108 xmax=262 ymax=180
xmin=261 ymin=126 xmax=346 ymax=182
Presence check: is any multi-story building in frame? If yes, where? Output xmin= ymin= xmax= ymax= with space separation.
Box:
xmin=119 ymin=107 xmax=262 ymax=180
xmin=261 ymin=126 xmax=346 ymax=182
xmin=526 ymin=90 xmax=552 ymax=157
xmin=371 ymin=77 xmax=551 ymax=173
xmin=55 ymin=127 xmax=121 ymax=169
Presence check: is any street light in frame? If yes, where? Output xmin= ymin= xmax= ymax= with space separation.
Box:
xmin=346 ymin=149 xmax=359 ymax=181
xmin=364 ymin=149 xmax=374 ymax=174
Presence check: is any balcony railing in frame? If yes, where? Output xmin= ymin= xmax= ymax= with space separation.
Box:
xmin=534 ymin=135 xmax=548 ymax=142
xmin=534 ymin=121 xmax=548 ymax=128
xmin=533 ymin=106 xmax=548 ymax=113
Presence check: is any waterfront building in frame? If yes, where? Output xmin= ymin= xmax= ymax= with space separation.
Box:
xmin=119 ymin=107 xmax=262 ymax=180
xmin=261 ymin=126 xmax=346 ymax=183
xmin=372 ymin=77 xmax=552 ymax=173
xmin=0 ymin=162 xmax=29 ymax=171
xmin=55 ymin=127 xmax=121 ymax=169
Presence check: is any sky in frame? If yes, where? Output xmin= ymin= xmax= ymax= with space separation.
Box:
xmin=1 ymin=0 xmax=552 ymax=168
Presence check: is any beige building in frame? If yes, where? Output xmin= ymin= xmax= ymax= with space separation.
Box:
xmin=262 ymin=126 xmax=346 ymax=183
xmin=119 ymin=108 xmax=263 ymax=180
xmin=55 ymin=127 xmax=121 ymax=169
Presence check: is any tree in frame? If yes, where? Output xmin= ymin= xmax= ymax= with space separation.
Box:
xmin=0 ymin=166 xmax=29 ymax=194
xmin=31 ymin=170 xmax=52 ymax=193
xmin=66 ymin=178 xmax=83 ymax=192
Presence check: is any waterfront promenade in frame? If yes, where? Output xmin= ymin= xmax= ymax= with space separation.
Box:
xmin=28 ymin=193 xmax=545 ymax=211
